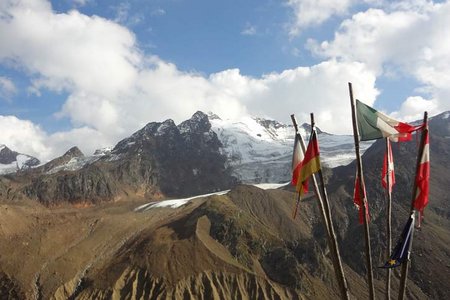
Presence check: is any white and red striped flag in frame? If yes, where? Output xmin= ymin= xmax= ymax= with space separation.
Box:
xmin=291 ymin=134 xmax=305 ymax=187
xmin=382 ymin=138 xmax=396 ymax=193
xmin=414 ymin=124 xmax=430 ymax=227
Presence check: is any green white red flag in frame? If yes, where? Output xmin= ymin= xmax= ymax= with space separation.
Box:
xmin=356 ymin=100 xmax=420 ymax=142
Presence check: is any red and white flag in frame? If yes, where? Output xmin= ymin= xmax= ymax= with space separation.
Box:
xmin=414 ymin=124 xmax=430 ymax=227
xmin=353 ymin=172 xmax=370 ymax=224
xmin=382 ymin=138 xmax=396 ymax=193
xmin=291 ymin=134 xmax=305 ymax=187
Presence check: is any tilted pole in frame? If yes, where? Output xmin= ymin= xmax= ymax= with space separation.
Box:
xmin=385 ymin=138 xmax=392 ymax=300
xmin=310 ymin=113 xmax=350 ymax=300
xmin=348 ymin=82 xmax=376 ymax=300
xmin=397 ymin=111 xmax=428 ymax=300
xmin=290 ymin=114 xmax=330 ymax=236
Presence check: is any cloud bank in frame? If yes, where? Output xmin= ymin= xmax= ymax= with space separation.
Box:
xmin=0 ymin=0 xmax=448 ymax=162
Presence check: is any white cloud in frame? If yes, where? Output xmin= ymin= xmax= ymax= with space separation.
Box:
xmin=0 ymin=115 xmax=113 ymax=162
xmin=0 ymin=76 xmax=16 ymax=101
xmin=0 ymin=0 xmax=381 ymax=161
xmin=0 ymin=115 xmax=51 ymax=160
xmin=241 ymin=24 xmax=257 ymax=36
xmin=151 ymin=8 xmax=166 ymax=16
xmin=243 ymin=60 xmax=379 ymax=133
xmin=391 ymin=96 xmax=440 ymax=122
xmin=286 ymin=0 xmax=354 ymax=36
xmin=308 ymin=0 xmax=450 ymax=120
xmin=0 ymin=0 xmax=141 ymax=99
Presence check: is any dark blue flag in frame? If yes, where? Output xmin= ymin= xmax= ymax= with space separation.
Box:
xmin=380 ymin=214 xmax=415 ymax=268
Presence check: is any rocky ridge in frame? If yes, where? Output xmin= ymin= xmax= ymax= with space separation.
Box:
xmin=0 ymin=145 xmax=40 ymax=175
xmin=0 ymin=111 xmax=236 ymax=205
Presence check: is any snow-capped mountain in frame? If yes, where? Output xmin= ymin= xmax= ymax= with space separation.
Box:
xmin=209 ymin=113 xmax=373 ymax=183
xmin=0 ymin=145 xmax=40 ymax=175
xmin=2 ymin=112 xmax=372 ymax=185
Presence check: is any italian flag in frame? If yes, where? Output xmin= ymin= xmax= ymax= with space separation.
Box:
xmin=356 ymin=100 xmax=418 ymax=142
xmin=414 ymin=124 xmax=430 ymax=227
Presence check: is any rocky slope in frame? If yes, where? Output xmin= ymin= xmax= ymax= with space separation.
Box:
xmin=0 ymin=145 xmax=40 ymax=175
xmin=0 ymin=184 xmax=431 ymax=299
xmin=0 ymin=112 xmax=237 ymax=205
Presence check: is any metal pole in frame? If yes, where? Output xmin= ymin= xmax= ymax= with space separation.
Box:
xmin=348 ymin=82 xmax=376 ymax=300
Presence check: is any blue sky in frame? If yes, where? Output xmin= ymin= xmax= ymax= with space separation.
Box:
xmin=0 ymin=0 xmax=449 ymax=160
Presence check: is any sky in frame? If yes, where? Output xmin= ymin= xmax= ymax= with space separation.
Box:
xmin=0 ymin=0 xmax=449 ymax=161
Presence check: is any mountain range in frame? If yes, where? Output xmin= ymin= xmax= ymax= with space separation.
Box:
xmin=0 ymin=111 xmax=373 ymax=205
xmin=0 ymin=110 xmax=448 ymax=299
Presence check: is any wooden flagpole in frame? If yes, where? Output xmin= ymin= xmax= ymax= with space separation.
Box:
xmin=290 ymin=114 xmax=330 ymax=235
xmin=348 ymin=82 xmax=376 ymax=300
xmin=397 ymin=111 xmax=428 ymax=300
xmin=385 ymin=138 xmax=392 ymax=300
xmin=310 ymin=113 xmax=350 ymax=300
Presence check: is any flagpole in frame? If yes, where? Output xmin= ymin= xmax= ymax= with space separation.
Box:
xmin=310 ymin=113 xmax=350 ymax=300
xmin=348 ymin=82 xmax=376 ymax=300
xmin=290 ymin=114 xmax=330 ymax=235
xmin=385 ymin=138 xmax=392 ymax=300
xmin=397 ymin=111 xmax=428 ymax=300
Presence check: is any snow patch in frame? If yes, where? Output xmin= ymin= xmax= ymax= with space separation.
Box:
xmin=47 ymin=156 xmax=101 ymax=174
xmin=443 ymin=112 xmax=450 ymax=119
xmin=15 ymin=154 xmax=30 ymax=169
xmin=0 ymin=162 xmax=17 ymax=175
xmin=134 ymin=190 xmax=230 ymax=211
xmin=252 ymin=182 xmax=289 ymax=189
xmin=134 ymin=183 xmax=289 ymax=212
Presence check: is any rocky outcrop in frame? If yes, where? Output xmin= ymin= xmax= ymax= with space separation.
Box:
xmin=0 ymin=272 xmax=24 ymax=299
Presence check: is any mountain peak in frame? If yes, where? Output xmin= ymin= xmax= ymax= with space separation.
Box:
xmin=63 ymin=146 xmax=84 ymax=158
xmin=178 ymin=111 xmax=211 ymax=133
xmin=207 ymin=112 xmax=221 ymax=120
xmin=0 ymin=145 xmax=40 ymax=174
xmin=0 ymin=145 xmax=17 ymax=165
xmin=300 ymin=123 xmax=323 ymax=134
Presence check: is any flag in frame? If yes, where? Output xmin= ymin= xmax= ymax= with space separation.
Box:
xmin=413 ymin=124 xmax=430 ymax=227
xmin=291 ymin=134 xmax=305 ymax=186
xmin=292 ymin=130 xmax=321 ymax=219
xmin=356 ymin=100 xmax=419 ymax=142
xmin=382 ymin=138 xmax=395 ymax=193
xmin=381 ymin=214 xmax=414 ymax=268
xmin=353 ymin=174 xmax=369 ymax=224
xmin=295 ymin=130 xmax=321 ymax=194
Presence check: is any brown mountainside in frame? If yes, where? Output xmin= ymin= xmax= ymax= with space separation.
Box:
xmin=0 ymin=111 xmax=448 ymax=299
